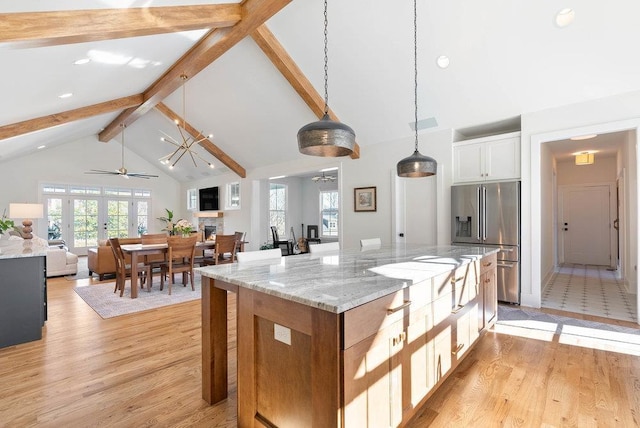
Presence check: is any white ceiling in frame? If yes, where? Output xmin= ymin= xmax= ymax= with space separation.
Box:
xmin=2 ymin=1 xmax=640 ymax=181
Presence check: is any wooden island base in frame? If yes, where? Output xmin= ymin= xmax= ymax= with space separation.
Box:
xmin=201 ymin=250 xmax=497 ymax=427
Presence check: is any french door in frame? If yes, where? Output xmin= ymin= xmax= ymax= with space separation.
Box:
xmin=43 ymin=185 xmax=151 ymax=256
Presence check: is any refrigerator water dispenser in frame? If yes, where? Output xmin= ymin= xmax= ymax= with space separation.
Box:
xmin=454 ymin=216 xmax=472 ymax=238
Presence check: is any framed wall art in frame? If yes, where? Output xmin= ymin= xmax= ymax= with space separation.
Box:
xmin=354 ymin=186 xmax=377 ymax=212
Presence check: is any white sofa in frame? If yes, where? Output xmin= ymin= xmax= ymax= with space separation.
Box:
xmin=46 ymin=247 xmax=78 ymax=277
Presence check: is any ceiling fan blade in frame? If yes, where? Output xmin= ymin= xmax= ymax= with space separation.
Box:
xmin=85 ymin=169 xmax=120 ymax=175
xmin=126 ymin=172 xmax=159 ymax=179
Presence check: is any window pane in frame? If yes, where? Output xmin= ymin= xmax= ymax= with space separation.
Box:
xmin=269 ymin=184 xmax=286 ymax=238
xmin=320 ymin=190 xmax=339 ymax=237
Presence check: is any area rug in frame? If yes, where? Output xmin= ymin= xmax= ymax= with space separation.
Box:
xmin=74 ymin=278 xmax=201 ymax=319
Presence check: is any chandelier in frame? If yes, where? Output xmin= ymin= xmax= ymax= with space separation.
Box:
xmin=160 ymin=74 xmax=214 ymax=169
xmin=311 ymin=172 xmax=336 ymax=183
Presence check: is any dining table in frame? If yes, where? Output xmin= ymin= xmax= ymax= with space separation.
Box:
xmin=121 ymin=240 xmax=217 ymax=298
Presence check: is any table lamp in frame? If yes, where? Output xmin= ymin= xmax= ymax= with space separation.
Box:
xmin=9 ymin=203 xmax=44 ymax=239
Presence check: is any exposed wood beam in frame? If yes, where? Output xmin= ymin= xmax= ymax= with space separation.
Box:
xmin=0 ymin=95 xmax=143 ymax=141
xmin=99 ymin=0 xmax=293 ymax=143
xmin=155 ymin=103 xmax=246 ymax=178
xmin=0 ymin=5 xmax=242 ymax=47
xmin=251 ymin=24 xmax=360 ymax=159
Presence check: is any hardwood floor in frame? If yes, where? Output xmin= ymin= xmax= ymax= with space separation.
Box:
xmin=1 ymin=276 xmax=639 ymax=427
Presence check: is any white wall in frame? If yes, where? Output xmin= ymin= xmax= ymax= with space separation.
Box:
xmin=522 ymin=90 xmax=640 ymax=308
xmin=556 ymin=156 xmax=617 ymax=185
xmin=0 ymin=135 xmax=181 ymax=238
xmin=181 ymin=129 xmax=452 ymax=252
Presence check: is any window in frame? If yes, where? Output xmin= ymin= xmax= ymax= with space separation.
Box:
xmin=136 ymin=200 xmax=149 ymax=236
xmin=269 ymin=183 xmax=286 ymax=238
xmin=187 ymin=188 xmax=197 ymax=211
xmin=226 ymin=182 xmax=240 ymax=209
xmin=320 ymin=190 xmax=339 ymax=237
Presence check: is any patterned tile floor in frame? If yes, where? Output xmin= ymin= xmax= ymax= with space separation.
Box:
xmin=542 ymin=264 xmax=638 ymax=323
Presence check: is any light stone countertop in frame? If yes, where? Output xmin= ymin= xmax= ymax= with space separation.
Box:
xmin=196 ymin=244 xmax=499 ymax=314
xmin=0 ymin=239 xmax=48 ymax=259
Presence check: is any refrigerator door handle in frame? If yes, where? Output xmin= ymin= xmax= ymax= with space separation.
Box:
xmin=482 ymin=186 xmax=487 ymax=240
xmin=476 ymin=186 xmax=481 ymax=240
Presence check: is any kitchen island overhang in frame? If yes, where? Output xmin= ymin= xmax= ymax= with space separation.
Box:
xmin=198 ymin=244 xmax=499 ymax=427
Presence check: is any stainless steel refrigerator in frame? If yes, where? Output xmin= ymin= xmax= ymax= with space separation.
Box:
xmin=451 ymin=181 xmax=520 ymax=304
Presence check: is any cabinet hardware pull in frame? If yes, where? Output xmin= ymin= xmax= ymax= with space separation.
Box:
xmin=483 ymin=261 xmax=493 ymax=267
xmin=451 ymin=276 xmax=465 ymax=284
xmin=485 ymin=278 xmax=491 ymax=284
xmin=497 ymin=263 xmax=514 ymax=268
xmin=451 ymin=305 xmax=464 ymax=314
xmin=387 ymin=300 xmax=411 ymax=315
xmin=392 ymin=332 xmax=407 ymax=346
xmin=452 ymin=343 xmax=465 ymax=355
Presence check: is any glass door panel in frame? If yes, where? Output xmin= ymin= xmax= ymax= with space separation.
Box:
xmin=106 ymin=199 xmax=130 ymax=238
xmin=71 ymin=198 xmax=99 ymax=255
xmin=45 ymin=197 xmax=64 ymax=241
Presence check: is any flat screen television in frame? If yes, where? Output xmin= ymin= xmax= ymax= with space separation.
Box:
xmin=199 ymin=186 xmax=219 ymax=211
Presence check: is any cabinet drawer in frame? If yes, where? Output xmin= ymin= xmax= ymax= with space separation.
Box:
xmin=344 ymin=280 xmax=431 ymax=349
xmin=480 ymin=253 xmax=497 ymax=274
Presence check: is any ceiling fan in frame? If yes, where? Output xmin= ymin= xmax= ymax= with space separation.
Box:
xmin=311 ymin=172 xmax=336 ymax=183
xmin=86 ymin=124 xmax=158 ymax=179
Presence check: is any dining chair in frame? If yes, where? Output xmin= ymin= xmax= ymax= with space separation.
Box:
xmin=141 ymin=233 xmax=168 ymax=288
xmin=308 ymin=241 xmax=340 ymax=254
xmin=161 ymin=235 xmax=198 ymax=295
xmin=234 ymin=231 xmax=246 ymax=253
xmin=270 ymin=226 xmax=292 ymax=256
xmin=202 ymin=234 xmax=237 ymax=265
xmin=236 ymin=248 xmax=282 ymax=263
xmin=109 ymin=237 xmax=150 ymax=296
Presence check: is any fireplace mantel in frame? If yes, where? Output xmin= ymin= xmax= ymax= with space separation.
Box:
xmin=193 ymin=212 xmax=223 ymax=218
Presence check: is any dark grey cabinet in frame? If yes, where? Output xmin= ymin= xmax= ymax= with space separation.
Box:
xmin=0 ymin=255 xmax=47 ymax=348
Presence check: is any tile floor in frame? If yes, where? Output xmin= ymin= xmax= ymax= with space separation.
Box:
xmin=542 ymin=264 xmax=638 ymax=323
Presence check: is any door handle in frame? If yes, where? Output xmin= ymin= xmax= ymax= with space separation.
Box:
xmin=613 ymin=219 xmax=619 ymax=230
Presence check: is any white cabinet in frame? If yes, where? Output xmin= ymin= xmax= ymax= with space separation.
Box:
xmin=453 ymin=132 xmax=520 ymax=183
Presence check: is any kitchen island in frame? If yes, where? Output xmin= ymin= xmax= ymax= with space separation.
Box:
xmin=0 ymin=239 xmax=48 ymax=348
xmin=198 ymin=244 xmax=499 ymax=427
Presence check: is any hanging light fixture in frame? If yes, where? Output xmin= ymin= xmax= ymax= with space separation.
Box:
xmin=397 ymin=0 xmax=437 ymax=178
xmin=311 ymin=171 xmax=336 ymax=183
xmin=297 ymin=0 xmax=356 ymax=157
xmin=160 ymin=74 xmax=215 ymax=169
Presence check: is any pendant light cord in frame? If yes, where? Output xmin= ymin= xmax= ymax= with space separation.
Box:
xmin=121 ymin=124 xmax=125 ymax=168
xmin=413 ymin=0 xmax=419 ymax=152
xmin=323 ymin=0 xmax=329 ymax=116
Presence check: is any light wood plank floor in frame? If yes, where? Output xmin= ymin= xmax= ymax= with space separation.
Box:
xmin=1 ymin=276 xmax=639 ymax=427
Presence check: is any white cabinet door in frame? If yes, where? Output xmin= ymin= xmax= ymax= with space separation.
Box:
xmin=453 ymin=132 xmax=520 ymax=183
xmin=485 ymin=136 xmax=520 ymax=181
xmin=453 ymin=143 xmax=484 ymax=183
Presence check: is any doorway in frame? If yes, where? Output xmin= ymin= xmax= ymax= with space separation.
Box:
xmin=538 ymin=128 xmax=637 ymax=323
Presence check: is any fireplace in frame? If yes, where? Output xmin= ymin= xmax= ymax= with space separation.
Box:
xmin=204 ymin=225 xmax=216 ymax=240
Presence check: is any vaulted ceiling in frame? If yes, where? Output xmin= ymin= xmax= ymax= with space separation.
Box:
xmin=2 ymin=1 xmax=640 ymax=182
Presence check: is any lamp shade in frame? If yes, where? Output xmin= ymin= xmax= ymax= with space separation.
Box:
xmin=298 ymin=114 xmax=356 ymax=157
xmin=9 ymin=203 xmax=43 ymax=219
xmin=575 ymin=152 xmax=594 ymax=165
xmin=397 ymin=150 xmax=437 ymax=177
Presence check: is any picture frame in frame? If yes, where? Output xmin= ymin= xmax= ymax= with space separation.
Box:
xmin=354 ymin=186 xmax=377 ymax=212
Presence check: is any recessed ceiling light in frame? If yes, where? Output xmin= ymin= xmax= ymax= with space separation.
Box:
xmin=58 ymin=93 xmax=73 ymax=99
xmin=555 ymin=8 xmax=575 ymax=28
xmin=436 ymin=55 xmax=450 ymax=69
xmin=570 ymin=134 xmax=597 ymax=141
xmin=73 ymin=58 xmax=90 ymax=65
xmin=37 ymin=145 xmax=46 ymax=150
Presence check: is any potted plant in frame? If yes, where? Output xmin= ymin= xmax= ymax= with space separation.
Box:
xmin=174 ymin=219 xmax=194 ymax=237
xmin=0 ymin=209 xmax=14 ymax=236
xmin=158 ymin=208 xmax=175 ymax=235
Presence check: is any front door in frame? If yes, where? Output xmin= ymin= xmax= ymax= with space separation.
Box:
xmin=560 ymin=184 xmax=611 ymax=266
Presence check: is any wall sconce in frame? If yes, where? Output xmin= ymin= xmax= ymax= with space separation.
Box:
xmin=574 ymin=152 xmax=595 ymax=165
xmin=9 ymin=203 xmax=44 ymax=239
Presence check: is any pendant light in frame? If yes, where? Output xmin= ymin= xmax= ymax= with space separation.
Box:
xmin=297 ymin=0 xmax=356 ymax=157
xmin=397 ymin=0 xmax=437 ymax=177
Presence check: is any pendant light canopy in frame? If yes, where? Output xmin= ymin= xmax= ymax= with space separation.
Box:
xmin=297 ymin=0 xmax=356 ymax=157
xmin=397 ymin=0 xmax=437 ymax=177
